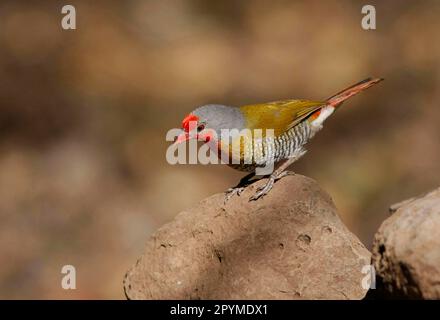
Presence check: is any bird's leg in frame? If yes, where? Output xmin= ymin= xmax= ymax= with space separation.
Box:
xmin=248 ymin=163 xmax=294 ymax=201
xmin=224 ymin=172 xmax=256 ymax=203
xmin=249 ymin=149 xmax=305 ymax=201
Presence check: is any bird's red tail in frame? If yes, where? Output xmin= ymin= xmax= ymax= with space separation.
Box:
xmin=326 ymin=78 xmax=383 ymax=108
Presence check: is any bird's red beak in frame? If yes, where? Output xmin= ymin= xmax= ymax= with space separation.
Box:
xmin=173 ymin=129 xmax=214 ymax=146
xmin=173 ymin=114 xmax=199 ymax=145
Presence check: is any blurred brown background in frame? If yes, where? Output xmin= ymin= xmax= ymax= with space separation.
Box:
xmin=0 ymin=0 xmax=439 ymax=299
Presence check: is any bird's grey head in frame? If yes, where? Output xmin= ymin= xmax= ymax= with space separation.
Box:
xmin=191 ymin=104 xmax=245 ymax=135
xmin=175 ymin=104 xmax=246 ymax=145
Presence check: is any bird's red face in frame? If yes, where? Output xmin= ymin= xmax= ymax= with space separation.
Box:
xmin=174 ymin=113 xmax=215 ymax=145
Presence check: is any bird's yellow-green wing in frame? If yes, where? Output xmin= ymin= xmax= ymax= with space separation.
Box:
xmin=239 ymin=99 xmax=325 ymax=136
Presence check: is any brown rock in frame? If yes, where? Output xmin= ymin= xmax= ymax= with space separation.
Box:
xmin=124 ymin=175 xmax=370 ymax=299
xmin=372 ymin=187 xmax=440 ymax=299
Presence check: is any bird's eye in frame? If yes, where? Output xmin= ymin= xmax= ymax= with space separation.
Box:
xmin=197 ymin=124 xmax=205 ymax=132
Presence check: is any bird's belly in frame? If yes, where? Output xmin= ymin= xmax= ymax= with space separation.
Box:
xmin=226 ymin=121 xmax=313 ymax=172
xmin=272 ymin=122 xmax=313 ymax=161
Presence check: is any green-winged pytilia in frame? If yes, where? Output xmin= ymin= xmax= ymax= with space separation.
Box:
xmin=173 ymin=78 xmax=383 ymax=201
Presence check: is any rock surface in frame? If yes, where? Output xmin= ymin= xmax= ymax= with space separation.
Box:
xmin=124 ymin=175 xmax=371 ymax=300
xmin=371 ymin=187 xmax=440 ymax=299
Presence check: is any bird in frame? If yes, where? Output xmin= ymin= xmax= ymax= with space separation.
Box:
xmin=173 ymin=77 xmax=383 ymax=201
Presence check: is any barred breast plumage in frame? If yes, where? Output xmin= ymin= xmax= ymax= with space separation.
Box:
xmin=227 ymin=120 xmax=318 ymax=172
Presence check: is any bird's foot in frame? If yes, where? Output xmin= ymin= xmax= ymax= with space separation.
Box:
xmin=249 ymin=177 xmax=275 ymax=201
xmin=224 ymin=172 xmax=257 ymax=203
xmin=274 ymin=170 xmax=296 ymax=180
xmin=224 ymin=186 xmax=246 ymax=204
xmin=249 ymin=171 xmax=295 ymax=201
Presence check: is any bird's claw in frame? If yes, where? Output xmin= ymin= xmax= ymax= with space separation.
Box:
xmin=249 ymin=171 xmax=295 ymax=201
xmin=249 ymin=177 xmax=275 ymax=201
xmin=274 ymin=170 xmax=295 ymax=180
xmin=224 ymin=186 xmax=246 ymax=203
